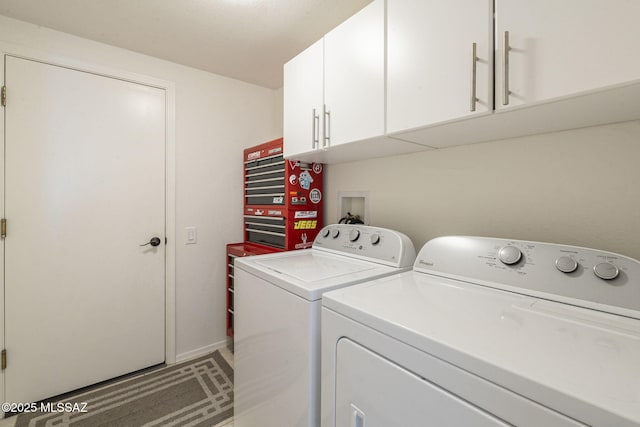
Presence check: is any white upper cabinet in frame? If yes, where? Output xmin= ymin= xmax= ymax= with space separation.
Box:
xmin=285 ymin=0 xmax=640 ymax=162
xmin=390 ymin=0 xmax=640 ymax=149
xmin=387 ymin=0 xmax=493 ymax=134
xmin=284 ymin=0 xmax=392 ymax=162
xmin=324 ymin=0 xmax=385 ymax=147
xmin=283 ymin=39 xmax=324 ymax=159
xmin=496 ymin=0 xmax=640 ymax=109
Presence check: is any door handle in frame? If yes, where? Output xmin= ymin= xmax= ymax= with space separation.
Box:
xmin=470 ymin=42 xmax=477 ymax=112
xmin=503 ymin=30 xmax=510 ymax=105
xmin=140 ymin=237 xmax=162 ymax=247
xmin=323 ymin=104 xmax=331 ymax=148
xmin=312 ymin=108 xmax=320 ymax=149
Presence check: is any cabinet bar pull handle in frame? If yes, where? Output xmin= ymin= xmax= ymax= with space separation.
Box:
xmin=503 ymin=31 xmax=510 ymax=105
xmin=312 ymin=108 xmax=319 ymax=149
xmin=470 ymin=42 xmax=477 ymax=112
xmin=323 ymin=104 xmax=331 ymax=148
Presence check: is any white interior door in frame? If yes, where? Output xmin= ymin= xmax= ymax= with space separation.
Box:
xmin=3 ymin=55 xmax=166 ymax=404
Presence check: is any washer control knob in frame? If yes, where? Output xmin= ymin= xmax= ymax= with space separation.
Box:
xmin=322 ymin=228 xmax=330 ymax=238
xmin=349 ymin=229 xmax=360 ymax=242
xmin=370 ymin=233 xmax=381 ymax=245
xmin=331 ymin=229 xmax=340 ymax=239
xmin=593 ymin=262 xmax=619 ymax=280
xmin=555 ymin=256 xmax=578 ymax=273
xmin=498 ymin=246 xmax=522 ymax=265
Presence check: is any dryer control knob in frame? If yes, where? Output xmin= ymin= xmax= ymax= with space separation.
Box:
xmin=593 ymin=262 xmax=619 ymax=280
xmin=555 ymin=256 xmax=578 ymax=273
xmin=498 ymin=246 xmax=522 ymax=265
xmin=331 ymin=229 xmax=340 ymax=239
xmin=370 ymin=233 xmax=381 ymax=245
xmin=349 ymin=229 xmax=360 ymax=242
xmin=322 ymin=228 xmax=330 ymax=238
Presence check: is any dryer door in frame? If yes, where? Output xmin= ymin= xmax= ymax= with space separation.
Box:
xmin=335 ymin=338 xmax=508 ymax=427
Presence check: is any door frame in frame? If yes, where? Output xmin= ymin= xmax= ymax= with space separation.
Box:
xmin=0 ymin=42 xmax=177 ymax=407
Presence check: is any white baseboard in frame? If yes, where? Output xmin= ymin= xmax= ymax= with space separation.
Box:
xmin=174 ymin=339 xmax=228 ymax=364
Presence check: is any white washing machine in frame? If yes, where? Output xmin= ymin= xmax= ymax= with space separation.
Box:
xmin=234 ymin=224 xmax=416 ymax=427
xmin=321 ymin=236 xmax=640 ymax=427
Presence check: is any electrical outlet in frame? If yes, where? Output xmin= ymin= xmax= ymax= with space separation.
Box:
xmin=185 ymin=226 xmax=197 ymax=245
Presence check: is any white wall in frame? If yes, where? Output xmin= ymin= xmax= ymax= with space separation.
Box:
xmin=325 ymin=120 xmax=640 ymax=261
xmin=0 ymin=15 xmax=282 ymax=359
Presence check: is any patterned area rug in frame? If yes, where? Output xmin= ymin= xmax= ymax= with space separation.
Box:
xmin=15 ymin=350 xmax=233 ymax=427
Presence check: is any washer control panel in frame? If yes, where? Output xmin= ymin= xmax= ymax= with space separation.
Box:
xmin=415 ymin=236 xmax=640 ymax=317
xmin=313 ymin=224 xmax=416 ymax=268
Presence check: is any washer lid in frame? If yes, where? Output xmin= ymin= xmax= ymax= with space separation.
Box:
xmin=235 ymin=249 xmax=407 ymax=301
xmin=322 ymin=272 xmax=640 ymax=426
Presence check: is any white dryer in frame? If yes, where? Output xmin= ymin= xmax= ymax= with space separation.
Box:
xmin=321 ymin=236 xmax=640 ymax=427
xmin=234 ymin=224 xmax=416 ymax=427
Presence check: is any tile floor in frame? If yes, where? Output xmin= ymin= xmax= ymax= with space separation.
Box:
xmin=216 ymin=346 xmax=235 ymax=426
xmin=218 ymin=345 xmax=234 ymax=369
xmin=216 ymin=418 xmax=235 ymax=427
xmin=0 ymin=414 xmax=234 ymax=427
xmin=0 ymin=415 xmax=15 ymax=427
xmin=0 ymin=347 xmax=236 ymax=427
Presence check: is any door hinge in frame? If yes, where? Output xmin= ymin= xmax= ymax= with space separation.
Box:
xmin=1 ymin=85 xmax=5 ymax=107
xmin=1 ymin=349 xmax=6 ymax=370
xmin=1 ymin=218 xmax=6 ymax=239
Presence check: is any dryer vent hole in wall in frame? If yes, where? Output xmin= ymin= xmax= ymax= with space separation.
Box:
xmin=338 ymin=191 xmax=369 ymax=225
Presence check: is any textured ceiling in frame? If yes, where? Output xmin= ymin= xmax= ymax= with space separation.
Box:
xmin=0 ymin=0 xmax=372 ymax=88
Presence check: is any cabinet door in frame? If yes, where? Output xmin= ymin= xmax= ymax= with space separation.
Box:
xmin=324 ymin=0 xmax=385 ymax=147
xmin=387 ymin=0 xmax=493 ymax=134
xmin=496 ymin=0 xmax=640 ymax=109
xmin=283 ymin=39 xmax=324 ymax=158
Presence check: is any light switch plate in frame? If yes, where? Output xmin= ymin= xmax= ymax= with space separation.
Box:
xmin=185 ymin=226 xmax=197 ymax=245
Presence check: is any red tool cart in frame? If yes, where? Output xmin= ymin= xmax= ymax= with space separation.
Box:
xmin=226 ymin=138 xmax=324 ymax=339
xmin=225 ymin=242 xmax=281 ymax=338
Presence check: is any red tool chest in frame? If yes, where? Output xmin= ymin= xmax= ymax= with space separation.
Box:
xmin=226 ymin=138 xmax=324 ymax=339
xmin=243 ymin=137 xmax=324 ymax=250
